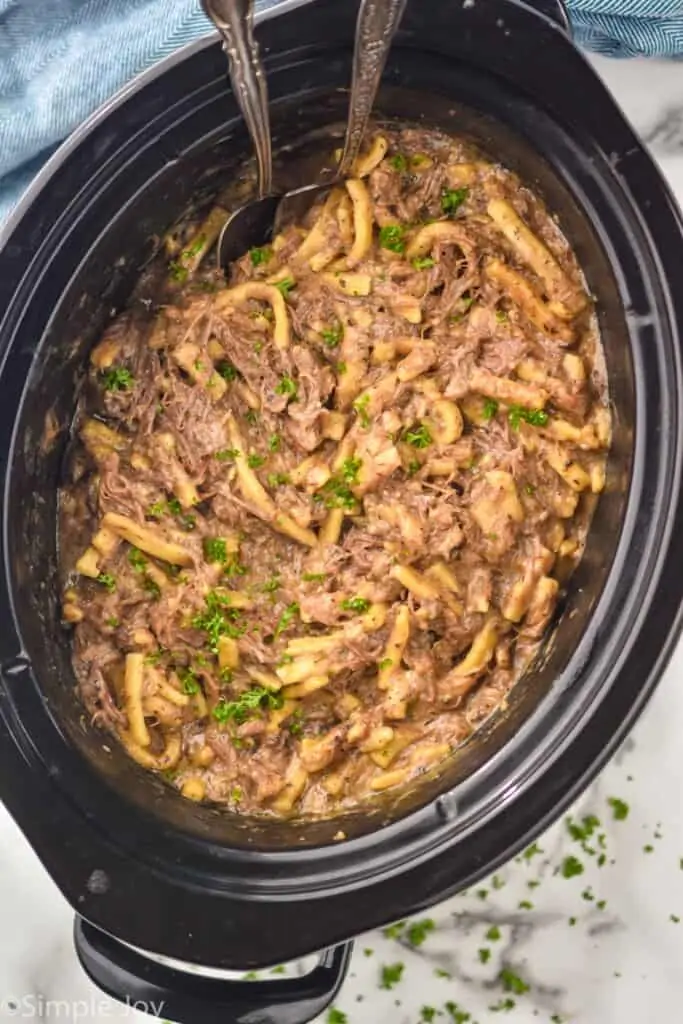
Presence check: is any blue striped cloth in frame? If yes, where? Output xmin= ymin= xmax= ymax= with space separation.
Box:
xmin=0 ymin=0 xmax=682 ymax=227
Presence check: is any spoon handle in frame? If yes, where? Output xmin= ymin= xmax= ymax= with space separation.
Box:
xmin=338 ymin=0 xmax=408 ymax=178
xmin=201 ymin=0 xmax=272 ymax=197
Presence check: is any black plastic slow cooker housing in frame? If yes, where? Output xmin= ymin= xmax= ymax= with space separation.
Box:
xmin=2 ymin=0 xmax=683 ymax=1021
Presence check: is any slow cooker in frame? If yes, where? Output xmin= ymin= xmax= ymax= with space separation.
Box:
xmin=1 ymin=0 xmax=683 ymax=1020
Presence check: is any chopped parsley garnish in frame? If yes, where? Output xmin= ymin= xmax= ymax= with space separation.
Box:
xmin=223 ymin=557 xmax=247 ymax=578
xmin=389 ymin=153 xmax=408 ymax=171
xmin=275 ymin=375 xmax=298 ymax=399
xmin=315 ymin=474 xmax=357 ymax=510
xmin=341 ymin=456 xmax=362 ymax=484
xmin=499 ymin=968 xmax=529 ymax=995
xmin=215 ymin=448 xmax=239 ymax=461
xmin=249 ymin=246 xmax=272 ymax=267
xmin=407 ymin=459 xmax=421 ymax=476
xmin=341 ymin=596 xmax=370 ymax=614
xmin=178 ymin=669 xmax=200 ymax=695
xmin=168 ymin=261 xmax=188 ymax=283
xmin=247 ymin=453 xmax=266 ymax=469
xmin=288 ymin=708 xmax=305 ymax=736
xmin=495 ymin=309 xmax=508 ymax=323
xmin=379 ymin=224 xmax=406 ymax=254
xmin=321 ymin=320 xmax=344 ymax=348
xmin=147 ymin=501 xmax=166 ymax=519
xmin=267 ymin=472 xmax=291 ymax=487
xmin=275 ymin=276 xmax=296 ymax=297
xmin=407 ymin=919 xmax=435 ymax=947
xmin=441 ymin=187 xmax=469 ymax=215
xmin=245 ymin=409 xmax=259 ymax=425
xmin=336 ymin=361 xmax=347 ymax=375
xmin=608 ymin=797 xmax=629 ymax=821
xmin=353 ymin=393 xmax=371 ymax=428
xmin=482 ymin=398 xmax=499 ymax=421
xmin=274 ymin=601 xmax=300 ymax=637
xmin=191 ymin=590 xmax=245 ymax=652
xmin=268 ymin=433 xmax=281 ymax=452
xmin=380 ymin=963 xmax=404 ymax=990
xmin=105 ymin=616 xmax=119 ymax=628
xmin=217 ymin=361 xmax=238 ymax=381
xmin=378 ymin=657 xmax=393 ymax=671
xmin=203 ymin=537 xmax=228 ymax=564
xmin=302 ymin=572 xmax=327 ymax=582
xmin=561 ymin=854 xmax=584 ymax=878
xmin=404 ymin=423 xmax=433 ymax=449
xmin=508 ymin=405 xmax=549 ymax=429
xmin=213 ymin=685 xmax=284 ymax=725
xmin=96 ymin=573 xmax=116 ymax=592
xmin=128 ymin=547 xmax=147 ymax=572
xmin=181 ymin=234 xmax=206 ymax=259
xmin=143 ymin=577 xmax=161 ymax=600
xmin=262 ymin=575 xmax=281 ymax=593
xmin=412 ymin=256 xmax=436 ymax=270
xmin=101 ymin=366 xmax=133 ymax=392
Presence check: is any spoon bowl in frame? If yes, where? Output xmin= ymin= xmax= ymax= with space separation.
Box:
xmin=203 ymin=0 xmax=408 ymax=271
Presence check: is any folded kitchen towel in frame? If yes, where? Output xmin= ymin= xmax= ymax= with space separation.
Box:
xmin=1 ymin=0 xmax=682 ymax=226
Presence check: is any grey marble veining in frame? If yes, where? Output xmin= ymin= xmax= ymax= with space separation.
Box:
xmin=2 ymin=55 xmax=683 ymax=1024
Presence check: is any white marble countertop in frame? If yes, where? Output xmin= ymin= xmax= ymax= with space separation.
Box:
xmin=2 ymin=52 xmax=683 ymax=1024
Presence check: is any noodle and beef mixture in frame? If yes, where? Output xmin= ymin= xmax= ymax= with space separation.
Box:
xmin=60 ymin=127 xmax=610 ymax=817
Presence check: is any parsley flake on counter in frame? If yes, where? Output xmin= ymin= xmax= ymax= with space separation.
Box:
xmin=379 ymin=224 xmax=406 ymax=254
xmin=441 ymin=187 xmax=468 ymax=215
xmin=489 ymin=998 xmax=516 ymax=1013
xmin=445 ymin=1001 xmax=471 ymax=1024
xmin=561 ymin=855 xmax=584 ymax=878
xmin=478 ymin=948 xmax=491 ymax=964
xmin=327 ymin=1010 xmax=347 ymax=1024
xmin=499 ymin=968 xmax=529 ymax=995
xmin=486 ymin=925 xmax=501 ymax=941
xmin=380 ymin=963 xmax=404 ymax=990
xmin=434 ymin=968 xmax=452 ymax=979
xmin=97 ymin=572 xmax=116 ymax=592
xmin=518 ymin=900 xmax=533 ymax=910
xmin=671 ymin=914 xmax=680 ymax=924
xmin=420 ymin=1008 xmax=438 ymax=1023
xmin=407 ymin=918 xmax=435 ymax=947
xmin=102 ymin=366 xmax=133 ymax=391
xmin=383 ymin=921 xmax=405 ymax=940
xmin=608 ymin=797 xmax=629 ymax=821
xmin=363 ymin=948 xmax=374 ymax=957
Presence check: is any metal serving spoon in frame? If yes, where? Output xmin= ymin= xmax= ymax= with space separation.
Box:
xmin=202 ymin=0 xmax=408 ymax=269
